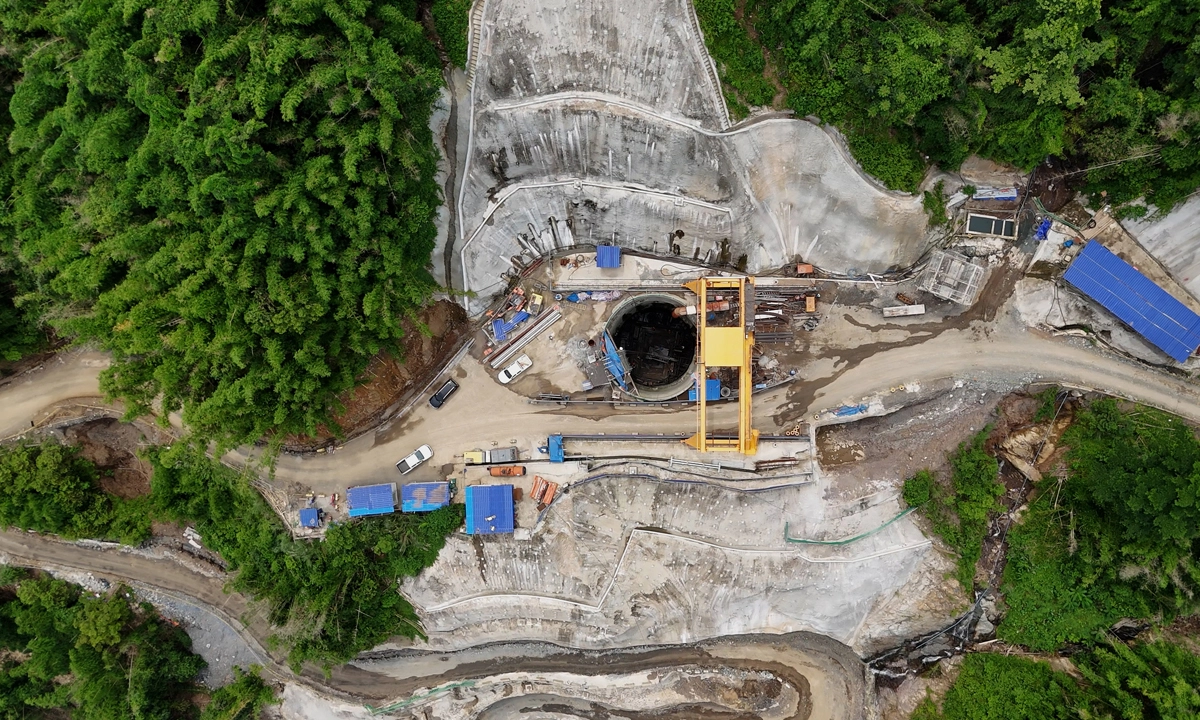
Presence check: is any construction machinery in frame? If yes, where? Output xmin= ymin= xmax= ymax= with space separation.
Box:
xmin=683 ymin=277 xmax=758 ymax=455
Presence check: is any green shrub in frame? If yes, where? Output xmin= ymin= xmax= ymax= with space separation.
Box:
xmin=0 ymin=573 xmax=206 ymax=719
xmin=924 ymin=180 xmax=949 ymax=226
xmin=201 ymin=666 xmax=278 ymax=720
xmin=911 ymin=639 xmax=1200 ymax=719
xmin=845 ymin=130 xmax=927 ymax=193
xmin=1033 ymin=387 xmax=1060 ymax=423
xmin=693 ymin=0 xmax=776 ymax=109
xmin=904 ymin=470 xmax=935 ymax=507
xmin=432 ymin=0 xmax=472 ymax=68
xmin=907 ymin=429 xmax=1003 ymax=589
xmin=1000 ymin=398 xmax=1200 ymax=649
xmin=0 ymin=441 xmax=151 ymax=544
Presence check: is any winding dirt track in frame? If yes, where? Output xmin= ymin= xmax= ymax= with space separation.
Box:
xmin=3 ymin=326 xmax=1200 ymax=713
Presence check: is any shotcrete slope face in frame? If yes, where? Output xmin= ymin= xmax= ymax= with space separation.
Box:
xmin=451 ymin=0 xmax=929 ymax=314
xmin=402 ymin=475 xmax=930 ymax=651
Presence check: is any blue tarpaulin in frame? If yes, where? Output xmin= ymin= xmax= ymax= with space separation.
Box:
xmin=465 ymin=485 xmax=514 ymax=535
xmin=688 ymin=378 xmax=722 ymax=401
xmin=491 ymin=311 xmax=530 ymax=342
xmin=347 ymin=483 xmax=396 ymax=518
xmin=299 ymin=508 xmax=319 ymax=528
xmin=548 ymin=435 xmax=565 ymax=463
xmin=401 ymin=482 xmax=451 ymax=512
xmin=1064 ymin=241 xmax=1200 ymax=362
xmin=596 ymin=245 xmax=622 ymax=268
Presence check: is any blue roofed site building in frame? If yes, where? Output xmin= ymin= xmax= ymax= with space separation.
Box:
xmin=347 ymin=483 xmax=398 ymax=518
xmin=464 ymin=484 xmax=515 ymax=535
xmin=402 ymin=482 xmax=452 ymax=513
xmin=1064 ymin=241 xmax=1200 ymax=363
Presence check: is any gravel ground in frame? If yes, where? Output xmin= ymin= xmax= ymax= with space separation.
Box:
xmin=131 ymin=583 xmax=266 ymax=688
xmin=39 ymin=569 xmax=263 ymax=687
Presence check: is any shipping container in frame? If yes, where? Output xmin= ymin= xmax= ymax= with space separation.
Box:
xmin=531 ymin=476 xmax=549 ymax=503
xmin=489 ymin=465 xmax=526 ymax=477
xmin=796 ymin=263 xmax=814 ymax=275
xmin=464 ymin=447 xmax=519 ymax=465
xmin=882 ymin=304 xmax=927 ymax=317
xmin=538 ymin=481 xmax=559 ymax=511
xmin=805 ymin=295 xmax=816 ymax=313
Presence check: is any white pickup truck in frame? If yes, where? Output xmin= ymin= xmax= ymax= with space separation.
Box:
xmin=396 ymin=444 xmax=433 ymax=475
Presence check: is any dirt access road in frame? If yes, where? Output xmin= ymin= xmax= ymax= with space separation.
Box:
xmin=3 ymin=326 xmax=1200 ymax=492
xmin=0 ymin=529 xmax=874 ymax=718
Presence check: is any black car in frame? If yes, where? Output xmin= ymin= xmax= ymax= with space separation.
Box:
xmin=429 ymin=379 xmax=459 ymax=408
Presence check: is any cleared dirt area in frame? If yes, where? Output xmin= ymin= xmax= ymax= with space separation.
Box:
xmin=284 ymin=300 xmax=470 ymax=451
xmin=63 ymin=417 xmax=155 ymax=498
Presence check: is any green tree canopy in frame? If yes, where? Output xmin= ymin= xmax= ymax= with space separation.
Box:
xmin=1 ymin=0 xmax=445 ymax=448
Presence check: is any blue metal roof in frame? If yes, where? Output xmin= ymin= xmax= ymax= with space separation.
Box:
xmin=347 ymin=483 xmax=396 ymax=518
xmin=492 ymin=311 xmax=531 ymax=342
xmin=596 ymin=245 xmax=622 ymax=268
xmin=465 ymin=485 xmax=514 ymax=535
xmin=299 ymin=508 xmax=319 ymax=528
xmin=1064 ymin=242 xmax=1200 ymax=362
xmin=401 ymin=482 xmax=450 ymax=513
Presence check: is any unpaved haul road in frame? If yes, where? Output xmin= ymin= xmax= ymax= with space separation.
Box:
xmin=0 ymin=529 xmax=872 ymax=718
xmin=2 ymin=327 xmax=1199 ymax=491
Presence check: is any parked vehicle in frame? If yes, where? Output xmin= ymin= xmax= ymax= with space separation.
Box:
xmin=497 ymin=354 xmax=533 ymax=384
xmin=489 ymin=465 xmax=526 ymax=477
xmin=429 ymin=379 xmax=459 ymax=408
xmin=396 ymin=444 xmax=433 ymax=474
xmin=464 ymin=447 xmax=519 ymax=465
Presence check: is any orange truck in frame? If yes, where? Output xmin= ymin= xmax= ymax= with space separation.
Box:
xmin=489 ymin=465 xmax=526 ymax=477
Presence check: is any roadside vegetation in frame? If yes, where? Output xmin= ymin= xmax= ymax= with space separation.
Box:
xmin=903 ymin=429 xmax=1004 ymax=589
xmin=0 ymin=566 xmax=279 ymax=719
xmin=911 ymin=639 xmax=1200 ymax=719
xmin=0 ymin=441 xmax=463 ymax=669
xmin=999 ymin=398 xmax=1200 ymax=650
xmin=693 ymin=0 xmax=1200 ymax=205
xmin=0 ymin=0 xmax=448 ymax=448
xmin=0 ymin=440 xmax=151 ymax=545
xmin=431 ymin=0 xmax=473 ymax=68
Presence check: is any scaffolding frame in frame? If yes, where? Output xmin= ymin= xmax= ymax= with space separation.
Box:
xmin=683 ymin=276 xmax=759 ymax=455
xmin=918 ymin=250 xmax=985 ymax=305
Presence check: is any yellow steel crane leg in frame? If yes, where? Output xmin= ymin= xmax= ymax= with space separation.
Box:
xmin=684 ymin=276 xmax=757 ymax=455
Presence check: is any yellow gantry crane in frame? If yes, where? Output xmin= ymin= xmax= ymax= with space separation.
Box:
xmin=683 ymin=276 xmax=758 ymax=455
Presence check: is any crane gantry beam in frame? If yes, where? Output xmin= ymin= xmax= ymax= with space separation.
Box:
xmin=683 ymin=276 xmax=758 ymax=455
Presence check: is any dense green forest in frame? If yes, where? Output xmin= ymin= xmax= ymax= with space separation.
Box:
xmin=1000 ymin=398 xmax=1200 ymax=650
xmin=0 ymin=0 xmax=448 ymax=447
xmin=0 ymin=567 xmax=278 ymax=719
xmin=906 ymin=398 xmax=1200 ymax=649
xmin=694 ymin=0 xmax=1200 ymax=206
xmin=0 ymin=440 xmax=463 ymax=669
xmin=912 ymin=640 xmax=1200 ymax=719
